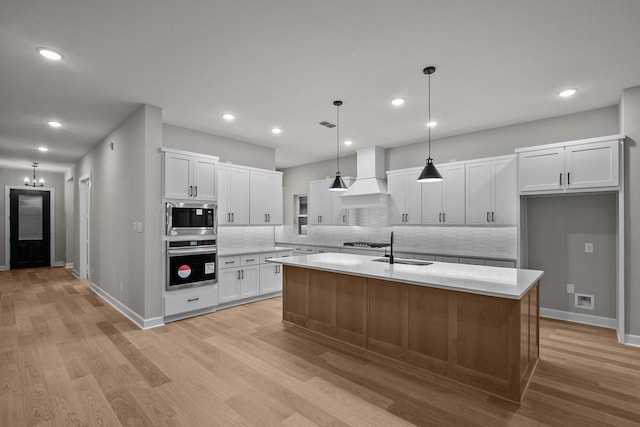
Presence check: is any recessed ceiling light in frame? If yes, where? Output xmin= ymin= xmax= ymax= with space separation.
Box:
xmin=271 ymin=127 xmax=282 ymax=134
xmin=48 ymin=121 xmax=62 ymax=128
xmin=222 ymin=113 xmax=235 ymax=121
xmin=426 ymin=121 xmax=438 ymax=127
xmin=37 ymin=48 xmax=63 ymax=61
xmin=344 ymin=140 xmax=353 ymax=146
xmin=559 ymin=88 xmax=577 ymax=97
xmin=391 ymin=98 xmax=405 ymax=106
xmin=38 ymin=147 xmax=49 ymax=152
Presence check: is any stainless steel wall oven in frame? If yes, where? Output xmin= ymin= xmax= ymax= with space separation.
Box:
xmin=166 ymin=239 xmax=217 ymax=291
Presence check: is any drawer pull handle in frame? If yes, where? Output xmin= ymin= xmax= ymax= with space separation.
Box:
xmin=187 ymin=297 xmax=200 ymax=303
xmin=246 ymin=259 xmax=255 ymax=262
xmin=225 ymin=261 xmax=235 ymax=264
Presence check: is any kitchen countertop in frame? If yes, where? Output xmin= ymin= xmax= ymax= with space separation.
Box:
xmin=218 ymin=246 xmax=293 ymax=257
xmin=275 ymin=241 xmax=516 ymax=262
xmin=267 ymin=252 xmax=542 ymax=299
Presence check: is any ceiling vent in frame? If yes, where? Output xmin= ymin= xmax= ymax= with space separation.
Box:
xmin=319 ymin=121 xmax=336 ymax=128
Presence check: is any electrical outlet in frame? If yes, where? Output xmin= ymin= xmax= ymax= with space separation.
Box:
xmin=120 ymin=283 xmax=124 ymax=292
xmin=132 ymin=222 xmax=137 ymax=232
xmin=137 ymin=222 xmax=143 ymax=233
xmin=585 ymin=243 xmax=594 ymax=253
xmin=566 ymin=283 xmax=575 ymax=294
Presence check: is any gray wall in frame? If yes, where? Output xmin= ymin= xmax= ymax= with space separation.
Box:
xmin=527 ymin=194 xmax=617 ymax=319
xmin=281 ymin=106 xmax=619 ymax=225
xmin=621 ymin=86 xmax=640 ymax=335
xmin=74 ymin=104 xmax=163 ymax=320
xmin=163 ymin=124 xmax=276 ymax=170
xmin=0 ymin=168 xmax=67 ymax=268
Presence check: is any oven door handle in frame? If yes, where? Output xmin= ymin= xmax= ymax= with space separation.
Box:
xmin=167 ymin=247 xmax=217 ymax=256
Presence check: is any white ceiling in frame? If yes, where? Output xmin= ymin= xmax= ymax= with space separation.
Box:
xmin=1 ymin=0 xmax=640 ymax=172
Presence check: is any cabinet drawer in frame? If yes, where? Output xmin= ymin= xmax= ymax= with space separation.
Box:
xmin=315 ymin=246 xmax=338 ymax=254
xmin=459 ymin=257 xmax=485 ymax=265
xmin=435 ymin=255 xmax=459 ymax=263
xmin=165 ymin=285 xmax=218 ymax=317
xmin=260 ymin=251 xmax=293 ymax=263
xmin=485 ymin=259 xmax=516 ymax=268
xmin=219 ymin=256 xmax=241 ymax=268
xmin=241 ymin=254 xmax=259 ymax=266
xmin=414 ymin=254 xmax=435 ymax=261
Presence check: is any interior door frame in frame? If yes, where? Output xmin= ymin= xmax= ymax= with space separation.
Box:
xmin=78 ymin=174 xmax=91 ymax=280
xmin=4 ymin=185 xmax=55 ymax=269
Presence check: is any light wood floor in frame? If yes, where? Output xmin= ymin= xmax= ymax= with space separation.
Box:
xmin=1 ymin=267 xmax=639 ymax=426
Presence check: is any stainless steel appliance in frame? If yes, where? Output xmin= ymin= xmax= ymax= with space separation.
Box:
xmin=166 ymin=202 xmax=217 ymax=236
xmin=166 ymin=239 xmax=217 ymax=291
xmin=343 ymin=242 xmax=390 ymax=248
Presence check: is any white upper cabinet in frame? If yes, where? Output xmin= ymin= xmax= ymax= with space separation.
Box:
xmin=421 ymin=163 xmax=465 ymax=225
xmin=309 ymin=177 xmax=355 ymax=225
xmin=249 ymin=170 xmax=283 ymax=225
xmin=387 ymin=168 xmax=422 ymax=225
xmin=466 ymin=156 xmax=517 ymax=225
xmin=217 ymin=164 xmax=250 ymax=225
xmin=164 ymin=151 xmax=218 ymax=201
xmin=517 ymin=135 xmax=622 ymax=194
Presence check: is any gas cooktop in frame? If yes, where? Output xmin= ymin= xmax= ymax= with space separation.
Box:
xmin=343 ymin=242 xmax=390 ymax=248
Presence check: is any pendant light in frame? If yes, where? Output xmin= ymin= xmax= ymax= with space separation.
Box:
xmin=417 ymin=66 xmax=443 ymax=183
xmin=328 ymin=100 xmax=349 ymax=191
xmin=24 ymin=162 xmax=45 ymax=187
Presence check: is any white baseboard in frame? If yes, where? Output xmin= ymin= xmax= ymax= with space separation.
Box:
xmin=540 ymin=307 xmax=616 ymax=329
xmin=89 ymin=282 xmax=165 ymax=330
xmin=0 ymin=265 xmax=7 ymax=271
xmin=64 ymin=262 xmax=73 ymax=269
xmin=72 ymin=270 xmax=80 ymax=280
xmin=624 ymin=334 xmax=640 ymax=347
xmin=53 ymin=261 xmax=64 ymax=267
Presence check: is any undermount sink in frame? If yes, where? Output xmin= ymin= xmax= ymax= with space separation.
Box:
xmin=372 ymin=258 xmax=433 ymax=266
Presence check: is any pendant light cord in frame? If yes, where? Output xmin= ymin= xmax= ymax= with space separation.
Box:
xmin=428 ymin=71 xmax=431 ymax=159
xmin=336 ymin=102 xmax=340 ymax=174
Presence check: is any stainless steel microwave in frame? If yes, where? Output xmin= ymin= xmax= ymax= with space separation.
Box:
xmin=166 ymin=202 xmax=217 ymax=236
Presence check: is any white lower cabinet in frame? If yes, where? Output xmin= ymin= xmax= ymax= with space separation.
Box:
xmin=164 ymin=285 xmax=218 ymax=317
xmin=218 ymin=250 xmax=291 ymax=305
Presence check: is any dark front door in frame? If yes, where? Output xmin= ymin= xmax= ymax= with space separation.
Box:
xmin=9 ymin=189 xmax=51 ymax=269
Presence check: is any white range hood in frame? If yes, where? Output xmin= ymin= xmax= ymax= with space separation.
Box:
xmin=339 ymin=146 xmax=389 ymax=208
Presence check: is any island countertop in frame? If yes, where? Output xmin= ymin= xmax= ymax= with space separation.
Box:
xmin=267 ymin=252 xmax=543 ymax=300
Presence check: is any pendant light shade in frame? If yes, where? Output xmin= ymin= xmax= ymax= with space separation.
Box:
xmin=417 ymin=66 xmax=443 ymax=183
xmin=329 ymin=100 xmax=349 ymax=191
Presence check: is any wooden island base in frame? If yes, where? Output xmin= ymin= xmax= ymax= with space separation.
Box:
xmin=282 ymin=265 xmax=539 ymax=402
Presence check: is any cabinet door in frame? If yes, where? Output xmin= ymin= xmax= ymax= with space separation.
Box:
xmin=217 ymin=164 xmax=231 ymax=224
xmin=518 ymin=148 xmax=565 ymax=192
xmin=164 ymin=153 xmax=193 ymax=199
xmin=228 ymin=167 xmax=250 ymax=225
xmin=249 ymin=170 xmax=268 ymax=224
xmin=465 ymin=161 xmax=492 ymax=225
xmin=442 ymin=165 xmax=465 ymax=224
xmin=265 ymin=172 xmax=283 ymax=225
xmin=491 ymin=157 xmax=517 ymax=225
xmin=309 ymin=181 xmax=332 ymax=225
xmin=421 ymin=180 xmax=444 ymax=225
xmin=192 ymin=157 xmax=217 ymax=201
xmin=240 ymin=265 xmax=259 ymax=298
xmin=565 ymin=140 xmax=619 ymax=189
xmin=387 ymin=172 xmax=407 ymax=225
xmin=219 ymin=268 xmax=241 ymax=303
xmin=405 ymin=172 xmax=423 ymax=225
xmin=259 ymin=263 xmax=279 ymax=294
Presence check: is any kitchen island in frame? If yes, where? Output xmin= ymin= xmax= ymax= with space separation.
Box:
xmin=267 ymin=252 xmax=543 ymax=402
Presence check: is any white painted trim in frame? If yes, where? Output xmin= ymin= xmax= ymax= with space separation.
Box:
xmin=64 ymin=263 xmax=73 ymax=269
xmin=160 ymin=147 xmax=219 ymax=162
xmin=90 ymin=282 xmax=165 ymax=330
xmin=623 ymin=334 xmax=640 ymax=347
xmin=540 ymin=307 xmax=616 ymax=329
xmin=72 ymin=269 xmax=80 ymax=280
xmin=4 ymin=185 xmax=56 ymax=268
xmin=78 ymin=174 xmax=91 ymax=280
xmin=514 ymin=134 xmax=624 ymax=153
xmin=53 ymin=261 xmax=64 ymax=267
xmin=617 ymin=139 xmax=625 ymax=343
xmin=0 ymin=265 xmax=7 ymax=271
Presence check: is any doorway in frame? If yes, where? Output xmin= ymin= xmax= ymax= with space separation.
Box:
xmin=8 ymin=189 xmax=51 ymax=269
xmin=79 ymin=175 xmax=91 ymax=280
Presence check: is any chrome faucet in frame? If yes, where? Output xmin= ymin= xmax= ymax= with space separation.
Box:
xmin=389 ymin=231 xmax=394 ymax=264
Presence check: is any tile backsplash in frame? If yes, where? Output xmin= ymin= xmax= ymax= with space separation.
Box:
xmin=218 ymin=226 xmax=275 ymax=250
xmin=275 ymin=207 xmax=517 ymax=259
